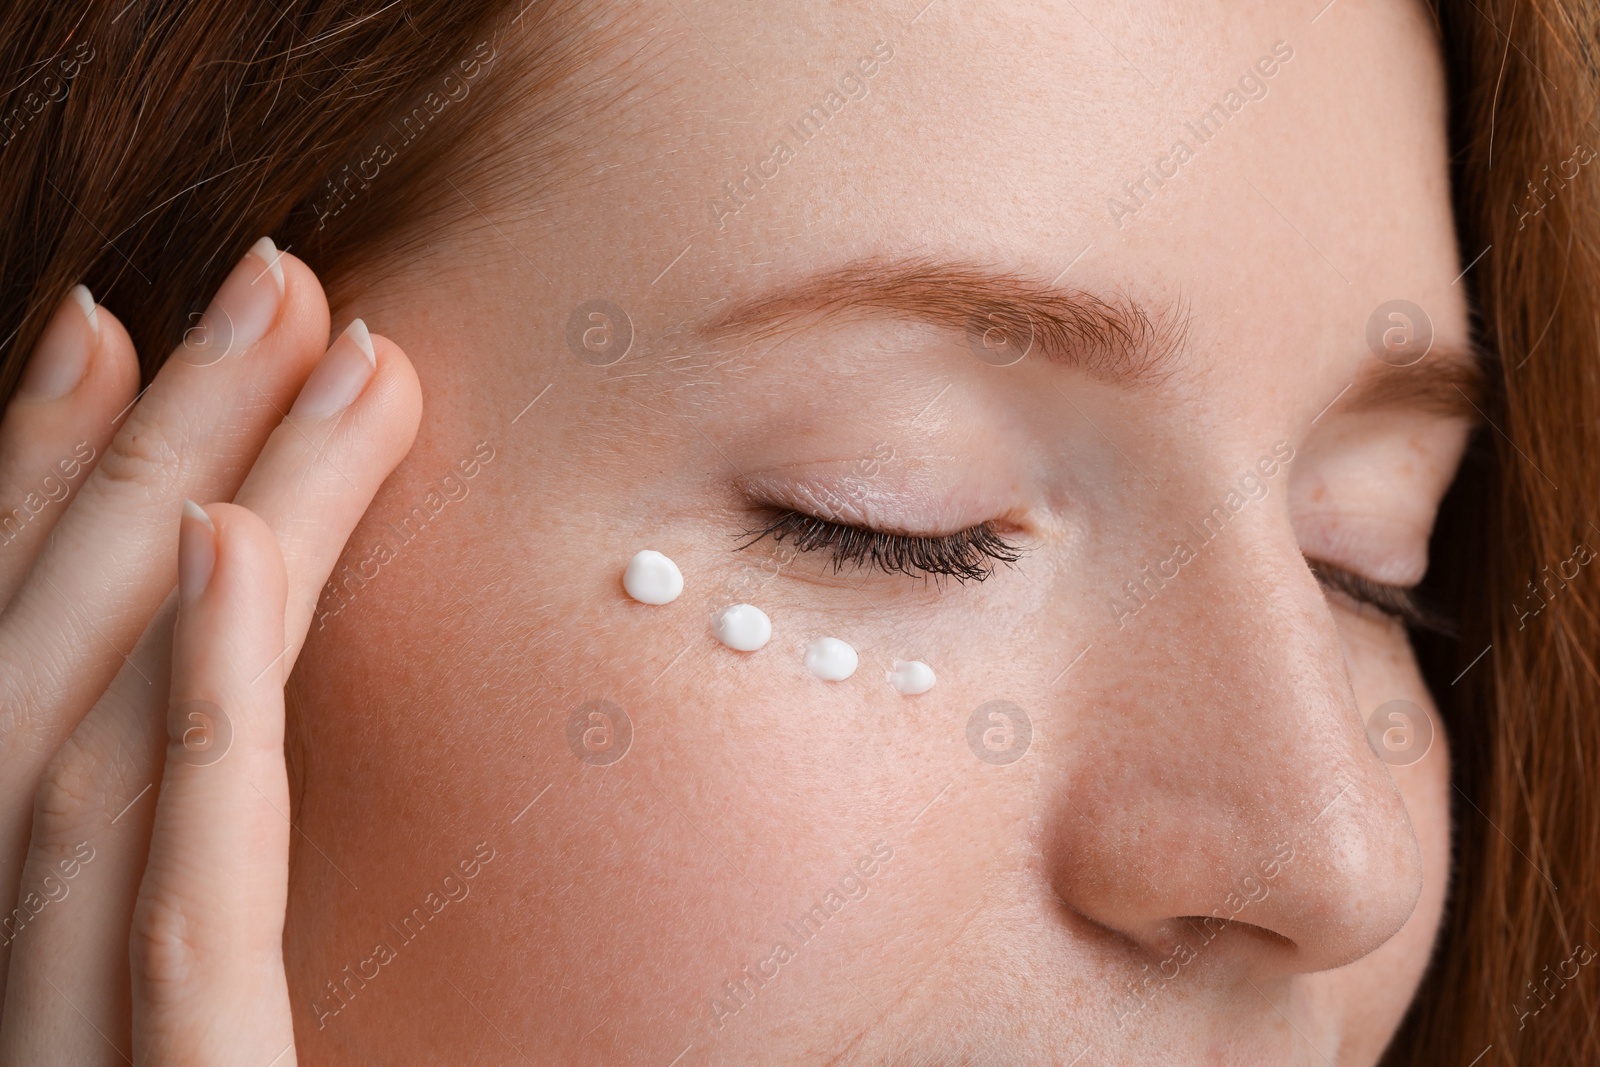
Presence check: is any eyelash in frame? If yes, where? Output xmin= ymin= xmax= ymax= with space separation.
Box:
xmin=1307 ymin=558 xmax=1456 ymax=636
xmin=733 ymin=510 xmax=1453 ymax=633
xmin=736 ymin=510 xmax=1026 ymax=582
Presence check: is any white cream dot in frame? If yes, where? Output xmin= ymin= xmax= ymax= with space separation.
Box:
xmin=805 ymin=637 xmax=858 ymax=681
xmin=887 ymin=660 xmax=936 ymax=695
xmin=623 ymin=550 xmax=683 ymax=605
xmin=713 ymin=604 xmax=771 ymax=651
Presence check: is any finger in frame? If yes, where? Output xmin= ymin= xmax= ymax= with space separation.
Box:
xmin=233 ymin=321 xmax=422 ymax=670
xmin=0 ymin=286 xmax=140 ymax=604
xmin=0 ymin=241 xmax=328 ymax=896
xmin=0 ymin=604 xmax=170 ymax=1063
xmin=131 ymin=502 xmax=295 ymax=1065
xmin=0 ymin=325 xmax=419 ymax=1055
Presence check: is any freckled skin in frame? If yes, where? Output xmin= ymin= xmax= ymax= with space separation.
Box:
xmin=285 ymin=1 xmax=1466 ymax=1062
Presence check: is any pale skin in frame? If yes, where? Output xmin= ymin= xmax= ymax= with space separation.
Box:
xmin=0 ymin=0 xmax=1473 ymax=1063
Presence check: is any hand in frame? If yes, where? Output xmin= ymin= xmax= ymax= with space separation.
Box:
xmin=0 ymin=240 xmax=422 ymax=1064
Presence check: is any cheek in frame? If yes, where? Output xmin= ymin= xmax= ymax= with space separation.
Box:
xmin=283 ymin=449 xmax=1038 ymax=1059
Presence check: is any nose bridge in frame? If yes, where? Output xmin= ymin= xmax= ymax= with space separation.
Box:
xmin=1044 ymin=507 xmax=1424 ymax=974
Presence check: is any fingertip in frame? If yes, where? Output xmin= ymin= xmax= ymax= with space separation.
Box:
xmin=203 ymin=503 xmax=288 ymax=609
xmin=345 ymin=317 xmax=375 ymax=363
xmin=209 ymin=500 xmax=284 ymax=558
xmin=84 ymin=300 xmax=144 ymax=405
xmin=248 ymin=237 xmax=285 ymax=294
xmin=267 ymin=249 xmax=332 ymax=368
xmin=178 ymin=499 xmax=217 ymax=607
xmin=271 ymin=248 xmax=318 ymax=304
xmin=11 ymin=285 xmax=140 ymax=421
xmin=366 ymin=330 xmax=418 ymax=389
xmin=17 ymin=285 xmax=106 ymax=403
xmin=68 ymin=283 xmax=98 ymax=339
xmin=181 ymin=497 xmax=213 ymax=526
xmin=363 ymin=330 xmax=425 ymax=449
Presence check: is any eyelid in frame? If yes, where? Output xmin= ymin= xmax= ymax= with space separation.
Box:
xmin=735 ymin=470 xmax=992 ymax=538
xmin=1306 ymin=558 xmax=1456 ymax=637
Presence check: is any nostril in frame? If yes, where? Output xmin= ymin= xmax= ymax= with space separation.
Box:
xmin=1169 ymin=915 xmax=1298 ymax=954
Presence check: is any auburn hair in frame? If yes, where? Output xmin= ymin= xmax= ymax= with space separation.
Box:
xmin=1400 ymin=2 xmax=1600 ymax=1063
xmin=0 ymin=1 xmax=1596 ymax=1063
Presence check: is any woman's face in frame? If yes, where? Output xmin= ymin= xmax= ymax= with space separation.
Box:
xmin=287 ymin=0 xmax=1473 ymax=1062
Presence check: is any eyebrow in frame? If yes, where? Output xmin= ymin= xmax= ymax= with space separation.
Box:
xmin=1338 ymin=344 xmax=1489 ymax=420
xmin=698 ymin=253 xmax=1489 ymax=421
xmin=699 ymin=254 xmax=1190 ymax=385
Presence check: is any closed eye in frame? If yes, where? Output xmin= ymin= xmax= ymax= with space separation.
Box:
xmin=1307 ymin=558 xmax=1456 ymax=637
xmin=734 ymin=512 xmax=1448 ymax=625
xmin=736 ymin=509 xmax=1026 ymax=583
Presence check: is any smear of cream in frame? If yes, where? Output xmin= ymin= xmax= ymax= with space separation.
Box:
xmin=713 ymin=604 xmax=771 ymax=651
xmin=623 ymin=550 xmax=683 ymax=605
xmin=805 ymin=637 xmax=858 ymax=681
xmin=887 ymin=660 xmax=936 ymax=695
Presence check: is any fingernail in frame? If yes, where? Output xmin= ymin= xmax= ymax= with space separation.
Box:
xmin=251 ymin=236 xmax=285 ymax=293
xmin=18 ymin=284 xmax=98 ymax=400
xmin=179 ymin=236 xmax=284 ymax=366
xmin=178 ymin=499 xmax=216 ymax=607
xmin=289 ymin=319 xmax=376 ymax=420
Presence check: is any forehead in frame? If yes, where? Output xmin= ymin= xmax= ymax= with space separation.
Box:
xmin=486 ymin=0 xmax=1463 ymax=408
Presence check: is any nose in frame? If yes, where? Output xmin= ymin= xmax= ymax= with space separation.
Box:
xmin=1041 ymin=512 xmax=1425 ymax=978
